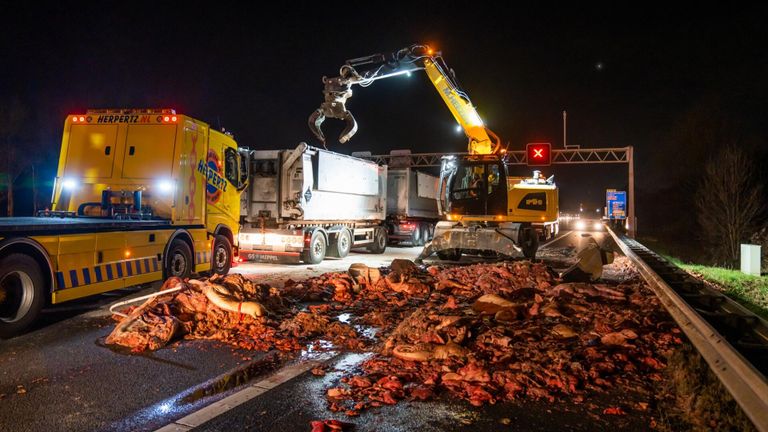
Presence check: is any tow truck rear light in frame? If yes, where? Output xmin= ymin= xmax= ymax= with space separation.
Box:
xmin=160 ymin=115 xmax=178 ymax=123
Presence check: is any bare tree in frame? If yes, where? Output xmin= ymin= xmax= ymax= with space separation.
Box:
xmin=695 ymin=146 xmax=764 ymax=266
xmin=0 ymin=98 xmax=31 ymax=216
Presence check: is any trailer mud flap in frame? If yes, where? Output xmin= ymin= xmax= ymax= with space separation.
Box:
xmin=242 ymin=251 xmax=301 ymax=264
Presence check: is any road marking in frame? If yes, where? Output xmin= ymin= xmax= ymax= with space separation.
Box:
xmin=155 ymin=354 xmax=336 ymax=431
xmin=540 ymin=230 xmax=573 ymax=249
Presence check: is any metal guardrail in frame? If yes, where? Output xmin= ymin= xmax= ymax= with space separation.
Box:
xmin=606 ymin=227 xmax=768 ymax=431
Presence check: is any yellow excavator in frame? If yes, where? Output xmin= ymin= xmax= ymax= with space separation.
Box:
xmin=309 ymin=44 xmax=558 ymax=261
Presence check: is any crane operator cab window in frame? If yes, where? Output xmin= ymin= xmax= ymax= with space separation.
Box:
xmin=444 ymin=161 xmax=507 ymax=216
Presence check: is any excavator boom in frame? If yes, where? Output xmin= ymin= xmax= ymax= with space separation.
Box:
xmin=308 ymin=44 xmax=499 ymax=154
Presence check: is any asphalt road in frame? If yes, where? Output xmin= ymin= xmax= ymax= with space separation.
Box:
xmin=0 ymin=246 xmax=427 ymax=432
xmin=0 ymin=227 xmax=623 ymax=432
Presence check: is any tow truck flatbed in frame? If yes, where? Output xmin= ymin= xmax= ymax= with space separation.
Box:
xmin=0 ymin=217 xmax=177 ymax=237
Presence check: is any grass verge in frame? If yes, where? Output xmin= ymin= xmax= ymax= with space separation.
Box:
xmin=664 ymin=256 xmax=768 ymax=320
xmin=655 ymin=344 xmax=756 ymax=432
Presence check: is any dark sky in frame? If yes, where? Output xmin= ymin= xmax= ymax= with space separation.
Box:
xmin=2 ymin=3 xmax=767 ymax=213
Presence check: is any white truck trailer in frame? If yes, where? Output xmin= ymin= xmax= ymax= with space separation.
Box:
xmin=238 ymin=143 xmax=388 ymax=264
xmin=385 ymin=168 xmax=440 ymax=246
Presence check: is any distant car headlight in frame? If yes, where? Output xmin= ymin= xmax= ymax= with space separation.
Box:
xmin=593 ymin=222 xmax=602 ymax=230
xmin=575 ymin=220 xmax=586 ymax=230
xmin=61 ymin=178 xmax=78 ymax=190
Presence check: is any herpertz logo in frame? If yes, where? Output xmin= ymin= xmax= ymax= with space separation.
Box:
xmin=197 ymin=149 xmax=227 ymax=204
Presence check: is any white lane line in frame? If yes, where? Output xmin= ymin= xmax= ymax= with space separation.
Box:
xmin=540 ymin=230 xmax=573 ymax=249
xmin=155 ymin=353 xmax=336 ymax=431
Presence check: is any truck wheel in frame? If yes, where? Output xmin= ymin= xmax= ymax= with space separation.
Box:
xmin=302 ymin=231 xmax=327 ymax=264
xmin=366 ymin=227 xmax=387 ymax=254
xmin=212 ymin=235 xmax=232 ymax=275
xmin=165 ymin=239 xmax=193 ymax=279
xmin=0 ymin=254 xmax=45 ymax=338
xmin=437 ymin=249 xmax=462 ymax=261
xmin=411 ymin=223 xmax=423 ymax=247
xmin=420 ymin=224 xmax=430 ymax=244
xmin=328 ymin=229 xmax=352 ymax=258
xmin=521 ymin=228 xmax=539 ymax=259
xmin=335 ymin=229 xmax=352 ymax=258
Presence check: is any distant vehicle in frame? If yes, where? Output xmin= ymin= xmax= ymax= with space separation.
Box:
xmin=574 ymin=217 xmax=603 ymax=231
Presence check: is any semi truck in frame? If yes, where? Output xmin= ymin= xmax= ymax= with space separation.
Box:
xmin=238 ymin=142 xmax=388 ymax=264
xmin=0 ymin=109 xmax=246 ymax=337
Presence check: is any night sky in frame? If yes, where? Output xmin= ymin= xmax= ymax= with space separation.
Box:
xmin=1 ymin=3 xmax=766 ymax=216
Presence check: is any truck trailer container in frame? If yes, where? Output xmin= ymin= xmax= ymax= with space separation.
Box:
xmin=238 ymin=143 xmax=388 ymax=264
xmin=385 ymin=167 xmax=440 ymax=246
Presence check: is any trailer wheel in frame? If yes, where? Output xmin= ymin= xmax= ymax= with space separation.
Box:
xmin=0 ymin=254 xmax=45 ymax=338
xmin=411 ymin=224 xmax=423 ymax=247
xmin=367 ymin=227 xmax=387 ymax=254
xmin=165 ymin=239 xmax=193 ymax=279
xmin=336 ymin=229 xmax=352 ymax=258
xmin=302 ymin=231 xmax=327 ymax=264
xmin=328 ymin=229 xmax=352 ymax=258
xmin=521 ymin=228 xmax=539 ymax=259
xmin=437 ymin=249 xmax=462 ymax=261
xmin=419 ymin=224 xmax=430 ymax=244
xmin=212 ymin=235 xmax=232 ymax=275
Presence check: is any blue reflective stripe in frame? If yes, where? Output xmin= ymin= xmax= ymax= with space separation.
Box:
xmin=144 ymin=258 xmax=150 ymax=273
xmin=94 ymin=266 xmax=103 ymax=283
xmin=106 ymin=264 xmax=114 ymax=280
xmin=135 ymin=260 xmax=142 ymax=275
xmin=69 ymin=270 xmax=79 ymax=287
xmin=152 ymin=257 xmax=159 ymax=272
xmin=126 ymin=260 xmax=133 ymax=276
xmin=82 ymin=268 xmax=91 ymax=285
xmin=116 ymin=262 xmax=123 ymax=278
xmin=56 ymin=272 xmax=65 ymax=289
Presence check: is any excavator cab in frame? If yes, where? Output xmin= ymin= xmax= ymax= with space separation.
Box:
xmin=440 ymin=158 xmax=508 ymax=217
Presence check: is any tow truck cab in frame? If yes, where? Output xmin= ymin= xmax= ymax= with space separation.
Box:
xmin=0 ymin=109 xmax=247 ymax=337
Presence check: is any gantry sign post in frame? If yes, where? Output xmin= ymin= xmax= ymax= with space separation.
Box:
xmin=357 ymin=147 xmax=636 ymax=237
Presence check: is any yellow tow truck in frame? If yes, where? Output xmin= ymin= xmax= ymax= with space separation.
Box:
xmin=0 ymin=109 xmax=247 ymax=337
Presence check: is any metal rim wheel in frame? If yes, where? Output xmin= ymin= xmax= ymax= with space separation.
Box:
xmin=302 ymin=231 xmax=327 ymax=264
xmin=367 ymin=227 xmax=387 ymax=254
xmin=0 ymin=271 xmax=34 ymax=323
xmin=0 ymin=254 xmax=45 ymax=338
xmin=336 ymin=230 xmax=351 ymax=258
xmin=165 ymin=239 xmax=193 ymax=279
xmin=420 ymin=224 xmax=430 ymax=244
xmin=212 ymin=235 xmax=232 ymax=275
xmin=411 ymin=223 xmax=423 ymax=247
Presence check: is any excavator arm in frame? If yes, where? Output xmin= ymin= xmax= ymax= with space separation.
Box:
xmin=309 ymin=44 xmax=500 ymax=155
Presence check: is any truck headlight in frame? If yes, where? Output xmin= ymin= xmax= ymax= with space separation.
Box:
xmin=157 ymin=180 xmax=175 ymax=193
xmin=61 ymin=178 xmax=78 ymax=190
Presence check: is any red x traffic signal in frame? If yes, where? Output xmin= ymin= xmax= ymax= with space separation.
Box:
xmin=526 ymin=142 xmax=551 ymax=166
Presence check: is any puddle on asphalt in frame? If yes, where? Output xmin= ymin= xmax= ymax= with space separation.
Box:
xmin=180 ymin=351 xmax=283 ymax=404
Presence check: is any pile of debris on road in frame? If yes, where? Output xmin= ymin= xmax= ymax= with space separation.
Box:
xmin=105 ymin=257 xmax=683 ymax=417
xmin=311 ymin=259 xmax=683 ymax=415
xmin=105 ymin=274 xmax=364 ymax=352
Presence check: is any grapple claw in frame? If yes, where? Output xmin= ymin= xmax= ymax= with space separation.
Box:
xmin=338 ymin=111 xmax=358 ymax=144
xmin=308 ymin=109 xmax=327 ymax=145
xmin=308 ymin=76 xmax=357 ymax=146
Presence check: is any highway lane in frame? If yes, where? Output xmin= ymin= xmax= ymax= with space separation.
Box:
xmin=0 ymin=228 xmax=611 ymax=432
